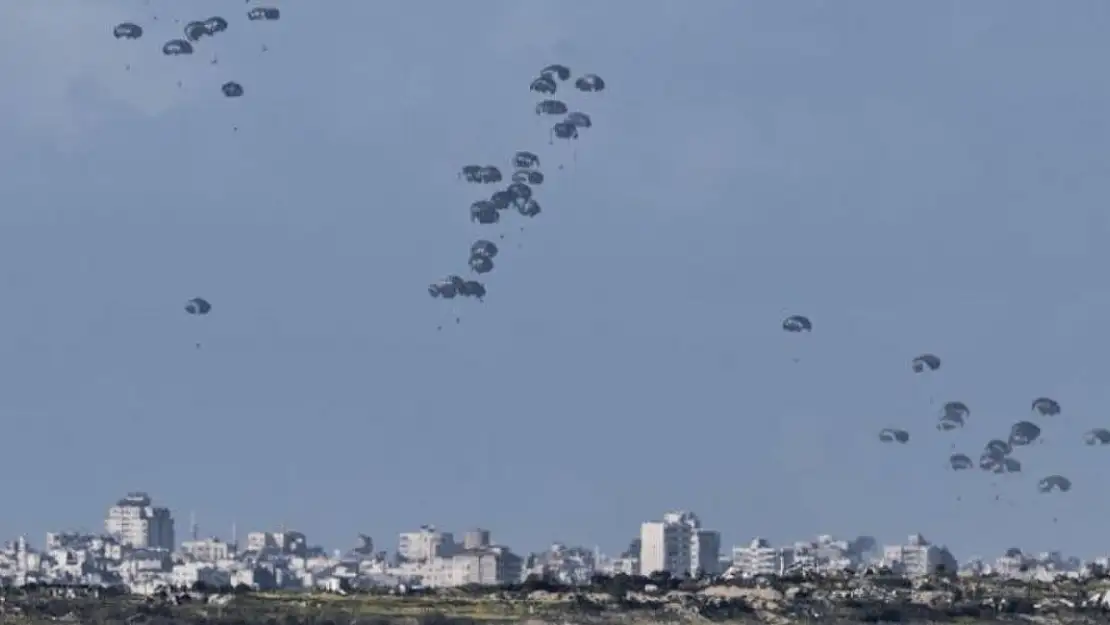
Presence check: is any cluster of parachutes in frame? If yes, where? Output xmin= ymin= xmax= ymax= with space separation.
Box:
xmin=427 ymin=64 xmax=605 ymax=326
xmin=114 ymin=7 xmax=283 ymax=342
xmin=868 ymin=351 xmax=1107 ymax=500
xmin=777 ymin=317 xmax=1096 ymax=502
xmin=113 ymin=6 xmax=280 ymax=100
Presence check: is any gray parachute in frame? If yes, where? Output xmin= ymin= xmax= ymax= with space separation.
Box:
xmin=1037 ymin=475 xmax=1072 ymax=493
xmin=1083 ymin=428 xmax=1110 ymax=445
xmin=566 ymin=112 xmax=593 ymax=128
xmin=113 ymin=23 xmax=143 ymax=40
xmin=247 ymin=7 xmax=281 ymax=21
xmin=1009 ymin=421 xmax=1041 ymax=446
xmin=512 ymin=170 xmax=544 ymax=185
xmin=512 ymin=151 xmax=540 ymax=169
xmin=948 ymin=453 xmax=973 ymax=471
xmin=184 ymin=297 xmax=212 ymax=315
xmin=937 ymin=401 xmax=969 ymax=431
xmin=162 ymin=39 xmax=194 ymax=56
xmin=1031 ymin=397 xmax=1061 ymax=416
xmin=541 ymin=64 xmax=572 ymax=82
xmin=575 ymin=73 xmax=606 ymax=92
xmin=470 ymin=240 xmax=498 ymax=259
xmin=536 ymin=100 xmax=569 ymax=116
xmin=428 ymin=275 xmax=466 ymax=299
xmin=879 ymin=428 xmax=909 ymax=444
xmin=782 ymin=315 xmax=812 ymax=333
xmin=911 ymin=353 xmax=941 ymax=373
xmin=530 ymin=76 xmax=557 ymax=95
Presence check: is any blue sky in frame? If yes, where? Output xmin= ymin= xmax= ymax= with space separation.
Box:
xmin=1 ymin=0 xmax=1109 ymax=562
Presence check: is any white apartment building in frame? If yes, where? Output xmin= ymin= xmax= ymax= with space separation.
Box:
xmin=398 ymin=525 xmax=457 ymax=562
xmin=731 ymin=537 xmax=793 ymax=576
xmin=105 ymin=492 xmax=175 ymax=551
xmin=180 ymin=537 xmax=234 ymax=562
xmin=881 ymin=533 xmax=957 ymax=576
xmin=392 ymin=545 xmax=522 ymax=587
xmin=639 ymin=511 xmax=721 ymax=578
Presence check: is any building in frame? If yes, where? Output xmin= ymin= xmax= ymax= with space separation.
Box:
xmin=105 ymin=492 xmax=175 ymax=551
xmin=463 ymin=529 xmax=491 ymax=550
xmin=882 ymin=533 xmax=957 ymax=576
xmin=731 ymin=538 xmax=793 ymax=576
xmin=398 ymin=525 xmax=457 ymax=562
xmin=639 ymin=511 xmax=721 ymax=578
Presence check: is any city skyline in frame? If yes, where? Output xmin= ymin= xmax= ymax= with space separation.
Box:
xmin=1 ymin=1 xmax=1108 ymax=559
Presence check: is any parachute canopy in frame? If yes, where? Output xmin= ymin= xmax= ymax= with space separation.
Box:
xmin=512 ymin=151 xmax=540 ymax=169
xmin=222 ymin=82 xmax=245 ymax=98
xmin=575 ymin=73 xmax=606 ymax=92
xmin=536 ymin=100 xmax=568 ymax=116
xmin=911 ymin=353 xmax=941 ymax=373
xmin=1032 ymin=397 xmax=1061 ymax=416
xmin=540 ymin=64 xmax=571 ymax=81
xmin=162 ymin=39 xmax=194 ymax=55
xmin=184 ymin=297 xmax=211 ymax=315
xmin=1083 ymin=428 xmax=1110 ymax=446
xmin=782 ymin=315 xmax=812 ymax=333
xmin=248 ymin=7 xmax=281 ymax=21
xmin=470 ymin=240 xmax=498 ymax=259
xmin=879 ymin=428 xmax=909 ymax=444
xmin=949 ymin=453 xmax=973 ymax=471
xmin=530 ymin=76 xmax=557 ymax=95
xmin=1037 ymin=475 xmax=1072 ymax=493
xmin=1009 ymin=421 xmax=1041 ymax=447
xmin=113 ymin=22 xmax=143 ymax=39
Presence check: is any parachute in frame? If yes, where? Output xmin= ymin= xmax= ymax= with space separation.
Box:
xmin=517 ymin=199 xmax=541 ymax=218
xmin=507 ymin=182 xmax=533 ymax=204
xmin=470 ymin=240 xmax=498 ymax=259
xmin=551 ymin=121 xmax=579 ymax=141
xmin=540 ymin=64 xmax=572 ymax=82
xmin=1008 ymin=421 xmax=1041 ymax=447
xmin=566 ymin=112 xmax=593 ymax=128
xmin=575 ymin=73 xmax=606 ymax=92
xmin=1031 ymin=397 xmax=1061 ymax=416
xmin=113 ymin=23 xmax=143 ymax=40
xmin=1083 ymin=428 xmax=1110 ymax=445
xmin=949 ymin=453 xmax=973 ymax=471
xmin=937 ymin=401 xmax=968 ymax=430
xmin=470 ymin=201 xmax=499 ymax=225
xmin=428 ymin=276 xmax=466 ymax=299
xmin=162 ymin=39 xmax=194 ymax=56
xmin=1037 ymin=475 xmax=1072 ymax=493
xmin=221 ymin=82 xmax=245 ymax=98
xmin=911 ymin=353 xmax=941 ymax=373
xmin=469 ymin=255 xmax=493 ymax=275
xmin=529 ymin=76 xmax=557 ymax=95
xmin=535 ymin=100 xmax=569 ymax=116
xmin=489 ymin=190 xmax=516 ymax=211
xmin=477 ymin=166 xmax=502 ymax=184
xmin=247 ymin=7 xmax=281 ymax=21
xmin=983 ymin=439 xmax=1012 ymax=459
xmin=879 ymin=428 xmax=909 ymax=444
xmin=512 ymin=170 xmax=544 ymax=185
xmin=459 ymin=280 xmax=486 ymax=300
xmin=184 ymin=297 xmax=212 ymax=315
xmin=512 ymin=151 xmax=540 ymax=169
xmin=781 ymin=315 xmax=812 ymax=333
xmin=184 ymin=21 xmax=210 ymax=42
xmin=203 ymin=16 xmax=229 ymax=35
xmin=460 ymin=165 xmax=483 ymax=183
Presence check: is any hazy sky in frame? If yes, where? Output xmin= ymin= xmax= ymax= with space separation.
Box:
xmin=2 ymin=1 xmax=1109 ymax=562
